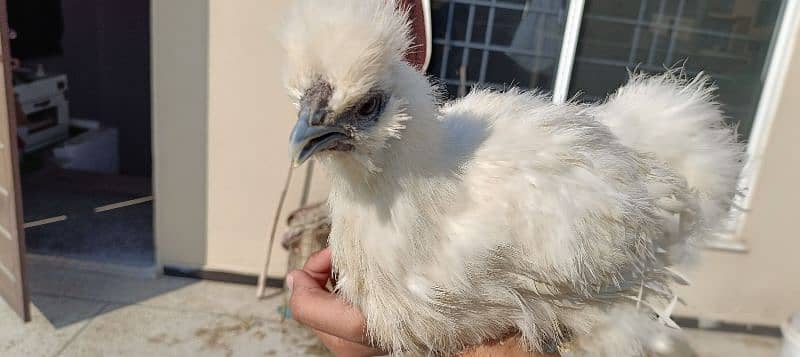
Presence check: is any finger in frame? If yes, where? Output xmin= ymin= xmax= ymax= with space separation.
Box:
xmin=314 ymin=329 xmax=385 ymax=357
xmin=288 ymin=269 xmax=368 ymax=343
xmin=303 ymin=248 xmax=333 ymax=287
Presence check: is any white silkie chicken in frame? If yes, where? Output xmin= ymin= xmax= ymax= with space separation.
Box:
xmin=282 ymin=0 xmax=744 ymax=355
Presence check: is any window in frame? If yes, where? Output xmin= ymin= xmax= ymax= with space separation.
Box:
xmin=429 ymin=0 xmax=788 ymax=142
xmin=429 ymin=0 xmax=568 ymax=97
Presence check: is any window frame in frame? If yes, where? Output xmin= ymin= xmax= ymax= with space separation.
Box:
xmin=706 ymin=0 xmax=800 ymax=251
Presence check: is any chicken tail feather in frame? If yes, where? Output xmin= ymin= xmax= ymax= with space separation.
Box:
xmin=594 ymin=69 xmax=746 ymax=239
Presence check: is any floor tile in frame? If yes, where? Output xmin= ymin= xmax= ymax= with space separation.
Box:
xmin=683 ymin=328 xmax=781 ymax=357
xmin=0 ymin=294 xmax=106 ymax=357
xmin=58 ymin=303 xmax=327 ymax=357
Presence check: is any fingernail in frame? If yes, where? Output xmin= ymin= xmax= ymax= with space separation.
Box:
xmin=285 ymin=274 xmax=294 ymax=292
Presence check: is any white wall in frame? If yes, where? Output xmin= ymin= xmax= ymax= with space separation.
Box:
xmin=151 ymin=0 xmax=210 ymax=269
xmin=676 ymin=17 xmax=800 ymax=325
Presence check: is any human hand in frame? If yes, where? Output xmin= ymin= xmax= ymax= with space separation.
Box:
xmin=460 ymin=335 xmax=560 ymax=357
xmin=286 ymin=248 xmax=385 ymax=357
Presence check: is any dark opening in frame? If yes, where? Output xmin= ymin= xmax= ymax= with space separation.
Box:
xmin=9 ymin=0 xmax=154 ymax=269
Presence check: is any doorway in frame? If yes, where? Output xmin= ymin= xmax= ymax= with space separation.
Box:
xmin=9 ymin=0 xmax=154 ymax=269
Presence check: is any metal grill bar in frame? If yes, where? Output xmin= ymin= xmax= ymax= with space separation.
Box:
xmin=458 ymin=2 xmax=478 ymax=91
xmin=585 ymin=14 xmax=762 ymax=42
xmin=433 ymin=39 xmax=560 ymax=59
xmin=433 ymin=43 xmax=724 ymax=81
xmin=434 ymin=2 xmax=760 ymax=49
xmin=665 ymin=0 xmax=687 ymax=64
xmin=433 ymin=0 xmax=561 ymax=14
xmin=646 ymin=0 xmax=668 ymax=65
xmin=628 ymin=0 xmax=649 ymax=65
xmin=438 ymin=78 xmax=506 ymax=89
xmin=435 ymin=41 xmax=717 ymax=79
xmin=478 ymin=0 xmax=497 ymax=82
xmin=438 ymin=1 xmax=457 ymax=80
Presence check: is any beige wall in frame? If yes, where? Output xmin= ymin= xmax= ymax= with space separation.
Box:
xmin=205 ymin=0 xmax=328 ymax=276
xmin=151 ymin=0 xmax=210 ymax=269
xmin=153 ymin=0 xmax=328 ymax=276
xmin=676 ymin=19 xmax=800 ymax=326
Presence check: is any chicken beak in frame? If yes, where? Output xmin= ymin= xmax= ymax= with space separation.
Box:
xmin=289 ymin=110 xmax=348 ymax=167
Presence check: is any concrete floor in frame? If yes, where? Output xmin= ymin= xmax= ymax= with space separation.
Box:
xmin=0 ymin=258 xmax=784 ymax=357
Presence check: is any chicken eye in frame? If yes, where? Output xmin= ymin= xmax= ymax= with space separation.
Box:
xmin=357 ymin=95 xmax=382 ymax=118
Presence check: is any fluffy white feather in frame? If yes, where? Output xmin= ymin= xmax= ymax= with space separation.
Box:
xmin=281 ymin=1 xmax=745 ymax=355
xmin=592 ymin=71 xmax=746 ymax=237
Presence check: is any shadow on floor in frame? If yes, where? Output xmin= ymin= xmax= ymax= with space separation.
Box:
xmin=28 ymin=294 xmax=108 ymax=330
xmin=26 ymin=258 xmax=195 ymax=328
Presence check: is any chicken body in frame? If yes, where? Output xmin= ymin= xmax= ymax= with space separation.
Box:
xmin=326 ymin=79 xmax=704 ymax=356
xmin=282 ymin=1 xmax=743 ymax=355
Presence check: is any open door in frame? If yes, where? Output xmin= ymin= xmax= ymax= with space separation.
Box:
xmin=0 ymin=0 xmax=29 ymax=322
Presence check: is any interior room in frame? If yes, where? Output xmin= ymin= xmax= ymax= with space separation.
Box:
xmin=8 ymin=0 xmax=153 ymax=269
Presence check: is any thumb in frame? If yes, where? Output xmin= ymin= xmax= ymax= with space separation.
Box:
xmin=286 ymin=268 xmax=329 ymax=294
xmin=287 ymin=270 xmax=368 ymax=344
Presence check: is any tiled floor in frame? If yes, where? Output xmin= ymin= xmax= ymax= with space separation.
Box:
xmin=0 ymin=258 xmax=784 ymax=356
xmin=683 ymin=329 xmax=782 ymax=357
xmin=1 ymin=258 xmax=324 ymax=357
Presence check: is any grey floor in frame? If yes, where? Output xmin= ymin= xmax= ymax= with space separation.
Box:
xmin=1 ymin=258 xmax=324 ymax=357
xmin=21 ymin=167 xmax=154 ymax=268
